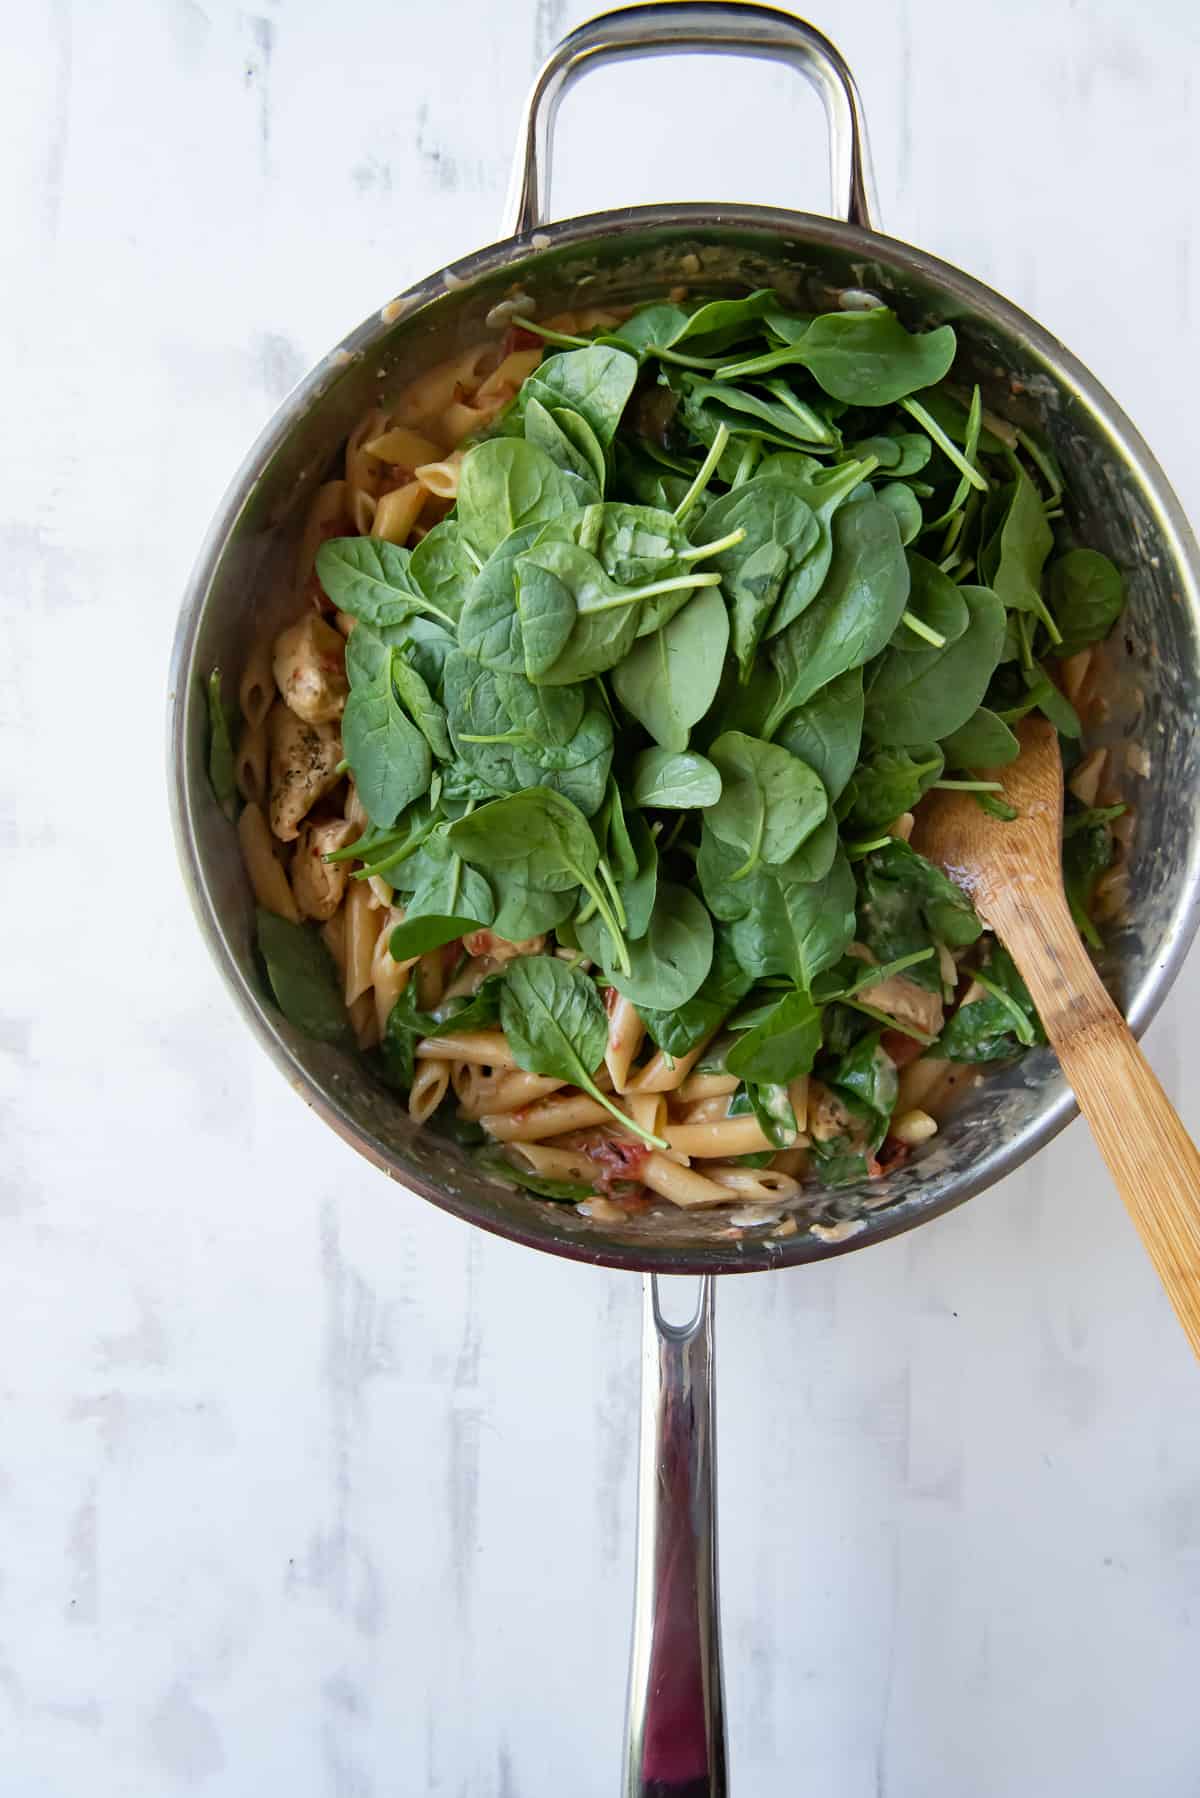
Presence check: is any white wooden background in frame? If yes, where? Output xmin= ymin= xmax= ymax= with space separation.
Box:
xmin=4 ymin=2 xmax=1200 ymax=1793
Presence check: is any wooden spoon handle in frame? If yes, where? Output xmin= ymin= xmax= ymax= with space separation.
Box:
xmin=990 ymin=885 xmax=1200 ymax=1358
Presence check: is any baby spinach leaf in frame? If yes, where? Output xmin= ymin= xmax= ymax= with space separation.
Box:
xmin=256 ymin=910 xmax=354 ymax=1047
xmin=342 ymin=648 xmax=433 ymax=826
xmin=876 ymin=481 xmax=923 ymax=544
xmin=611 ymin=583 xmax=729 ymax=752
xmin=445 ymin=654 xmax=612 ymax=815
xmin=1062 ymin=810 xmax=1116 ymax=947
xmin=379 ymin=984 xmax=433 ymax=1090
xmin=488 ymin=875 xmax=578 ymax=942
xmin=316 ymin=538 xmax=454 ymax=628
xmin=678 ymin=376 xmax=840 ymax=451
xmin=863 ymin=584 xmax=1007 ymax=746
xmin=859 ymin=840 xmax=981 ymax=987
xmin=940 ymin=707 xmax=1019 ymax=770
xmin=525 ymin=395 xmax=605 ymax=490
xmin=599 ymin=882 xmax=714 ymax=1010
xmin=447 ymin=788 xmax=628 ymax=969
xmin=842 ymin=745 xmax=944 ymax=831
xmin=765 ymin=499 xmax=910 ymax=714
xmin=832 ymin=1030 xmax=899 ymax=1119
xmin=500 ymin=955 xmax=664 ymax=1147
xmin=475 ymin=1145 xmax=594 ymax=1204
xmin=742 ymin=1082 xmax=800 ymax=1149
xmin=409 ymin=519 xmax=476 ymax=622
xmin=670 ymin=290 xmax=777 ymax=351
xmin=615 ymin=811 xmax=659 ymax=941
xmin=896 ymin=553 xmax=969 ymax=650
xmin=457 ymin=438 xmax=596 ymax=560
xmin=689 ymin=476 xmax=819 ymax=674
xmin=630 ymin=748 xmax=722 ymax=810
xmin=719 ymin=308 xmax=956 ymax=406
xmin=494 ymin=667 xmax=585 ymax=747
xmin=205 ymin=667 xmax=238 ymax=820
xmin=457 ymin=523 xmax=544 ymax=673
xmin=771 ymin=668 xmax=864 ymax=800
xmin=640 ymin=929 xmax=752 ymax=1058
xmin=521 ymin=345 xmax=639 ymax=446
xmin=729 ymin=851 xmax=856 ymax=990
xmin=992 ymin=467 xmax=1060 ymax=643
xmin=936 ymin=946 xmax=1044 ymax=1061
xmin=697 ymin=812 xmax=839 ymax=920
xmin=706 ymin=732 xmax=828 ymax=877
xmin=726 ymin=988 xmax=822 ymax=1085
xmin=1046 ymin=548 xmax=1124 ymax=658
xmin=390 ymin=655 xmax=451 ymax=760
xmin=388 ymin=911 xmax=485 ymax=960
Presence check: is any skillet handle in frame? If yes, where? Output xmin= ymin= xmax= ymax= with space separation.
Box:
xmin=624 ymin=1274 xmax=726 ymax=1798
xmin=504 ymin=1 xmax=877 ymax=236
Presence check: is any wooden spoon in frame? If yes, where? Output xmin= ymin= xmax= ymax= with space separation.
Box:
xmin=913 ymin=716 xmax=1200 ymax=1357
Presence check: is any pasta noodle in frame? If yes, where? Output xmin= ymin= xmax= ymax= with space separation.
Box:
xmin=409 ymin=1061 xmax=450 ymax=1124
xmin=639 ymin=1154 xmax=732 ymax=1210
xmin=415 ymin=1029 xmax=516 ymax=1069
xmin=481 ymin=1093 xmax=612 ymax=1144
xmin=414 ymin=452 xmax=464 ymax=500
xmin=235 ymin=718 xmax=268 ymax=806
xmin=604 ymin=994 xmax=645 ymax=1093
xmin=238 ymin=636 xmax=276 ymax=732
xmin=237 ymin=802 xmax=299 ymax=922
xmin=371 ymin=482 xmax=427 ymax=544
xmin=343 ymin=879 xmax=383 ymax=1006
xmin=662 ymin=1116 xmax=777 ymax=1159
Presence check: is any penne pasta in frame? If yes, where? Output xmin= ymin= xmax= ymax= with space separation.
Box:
xmin=237 ymin=801 xmax=299 ymax=922
xmin=415 ymin=1029 xmax=516 ymax=1069
xmin=509 ymin=1142 xmax=596 ymax=1185
xmin=676 ymin=1071 xmax=738 ymax=1102
xmin=238 ymin=635 xmax=276 ymax=731
xmin=605 ymin=995 xmax=645 ymax=1093
xmin=703 ymin=1166 xmax=802 ymax=1201
xmin=481 ymin=1093 xmax=612 ymax=1144
xmin=293 ymin=479 xmax=348 ymax=598
xmin=626 ymin=1041 xmax=710 ymax=1094
xmin=343 ymin=878 xmax=383 ymax=1006
xmin=409 ymin=1060 xmax=450 ymax=1125
xmin=364 ymin=426 xmax=443 ymax=468
xmin=414 ymin=452 xmax=464 ymax=500
xmin=349 ymin=991 xmax=380 ymax=1052
xmin=235 ymin=717 xmax=268 ymax=806
xmin=662 ymin=1116 xmax=776 ymax=1158
xmin=639 ymin=1154 xmax=731 ymax=1211
xmin=370 ymin=913 xmax=411 ymax=1037
xmin=371 ymin=481 xmax=427 ymax=544
xmin=391 ymin=344 xmax=494 ymax=427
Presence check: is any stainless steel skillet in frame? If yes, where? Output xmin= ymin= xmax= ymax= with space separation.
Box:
xmin=167 ymin=6 xmax=1200 ymax=1791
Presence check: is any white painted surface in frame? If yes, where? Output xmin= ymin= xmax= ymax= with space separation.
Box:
xmin=3 ymin=1 xmax=1200 ymax=1792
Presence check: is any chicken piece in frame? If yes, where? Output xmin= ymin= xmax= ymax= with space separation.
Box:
xmin=861 ymin=972 xmax=944 ymax=1039
xmin=290 ymin=816 xmax=356 ymax=921
xmin=272 ymin=613 xmax=349 ymax=724
xmin=807 ymin=1081 xmax=862 ymax=1144
xmin=461 ymin=930 xmax=547 ymax=963
xmin=268 ymin=706 xmax=343 ymax=842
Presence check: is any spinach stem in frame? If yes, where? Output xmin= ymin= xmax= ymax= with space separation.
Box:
xmin=584 ymin=1077 xmax=668 ymax=1149
xmin=597 ymin=855 xmax=627 ymax=932
xmin=901 ymin=397 xmax=989 ymax=491
xmin=587 ymin=570 xmax=721 ymax=614
xmin=901 ymin=610 xmax=947 ymax=649
xmin=1016 ymin=427 xmax=1063 ymax=501
xmin=679 ymin=525 xmax=747 ymax=562
xmin=511 ymin=316 xmax=590 ymax=349
xmin=730 ymin=441 xmax=761 ymax=487
xmin=674 ymin=423 xmax=730 ymax=525
xmin=931 ymin=778 xmax=1005 ymax=792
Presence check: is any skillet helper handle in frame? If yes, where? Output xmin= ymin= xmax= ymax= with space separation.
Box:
xmin=988 ymin=884 xmax=1200 ymax=1360
xmin=624 ymin=1275 xmax=726 ymax=1798
xmin=504 ymin=1 xmax=878 ymax=235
